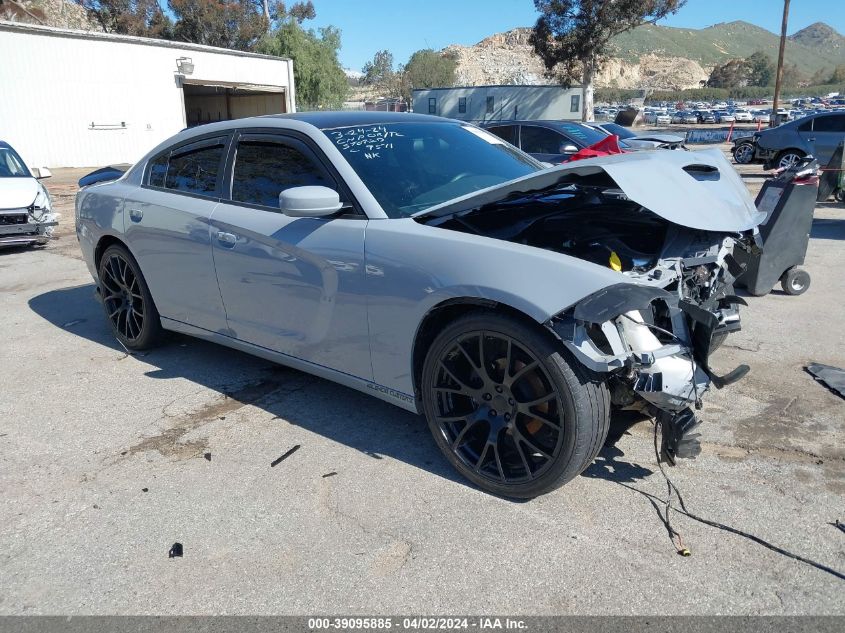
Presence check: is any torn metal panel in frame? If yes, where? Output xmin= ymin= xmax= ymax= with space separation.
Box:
xmin=806 ymin=363 xmax=845 ymax=400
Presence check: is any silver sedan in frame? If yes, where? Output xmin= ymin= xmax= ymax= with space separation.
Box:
xmin=76 ymin=112 xmax=761 ymax=498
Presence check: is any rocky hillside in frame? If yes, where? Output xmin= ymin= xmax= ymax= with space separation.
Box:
xmin=445 ymin=20 xmax=845 ymax=91
xmin=0 ymin=0 xmax=94 ymax=30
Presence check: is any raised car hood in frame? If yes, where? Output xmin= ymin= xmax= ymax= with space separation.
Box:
xmin=635 ymin=133 xmax=685 ymax=144
xmin=415 ymin=148 xmax=764 ymax=232
xmin=0 ymin=177 xmax=38 ymax=210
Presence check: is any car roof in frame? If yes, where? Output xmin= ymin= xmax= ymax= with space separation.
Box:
xmin=0 ymin=140 xmax=12 ymax=150
xmin=264 ymin=111 xmax=447 ymax=129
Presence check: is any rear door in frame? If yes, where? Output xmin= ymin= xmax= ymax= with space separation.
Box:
xmin=806 ymin=114 xmax=845 ymax=164
xmin=123 ymin=134 xmax=230 ymax=331
xmin=209 ymin=131 xmax=372 ymax=380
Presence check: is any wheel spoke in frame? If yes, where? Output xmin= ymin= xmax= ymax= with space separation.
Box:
xmin=508 ymin=360 xmax=539 ymax=387
xmin=513 ymin=429 xmax=551 ymax=460
xmin=474 ymin=442 xmax=489 ymax=472
xmin=451 ymin=418 xmax=483 ymax=450
xmin=491 ymin=443 xmax=505 ymax=480
xmin=511 ymin=435 xmax=534 ymax=480
xmin=518 ymin=409 xmax=561 ymax=431
xmin=439 ymin=361 xmax=476 ymax=394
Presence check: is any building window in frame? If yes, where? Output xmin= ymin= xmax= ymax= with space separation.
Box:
xmin=486 ymin=96 xmax=494 ymax=114
xmin=458 ymin=97 xmax=467 ymax=114
xmin=571 ymin=95 xmax=581 ymax=113
xmin=428 ymin=98 xmax=437 ymax=114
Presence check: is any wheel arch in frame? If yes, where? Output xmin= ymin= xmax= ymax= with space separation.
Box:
xmin=410 ymin=297 xmax=555 ymax=396
xmin=94 ymin=235 xmax=130 ymax=272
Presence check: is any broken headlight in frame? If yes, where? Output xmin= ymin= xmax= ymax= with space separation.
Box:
xmin=29 ymin=185 xmax=52 ymax=222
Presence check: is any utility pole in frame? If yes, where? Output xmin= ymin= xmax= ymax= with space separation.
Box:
xmin=771 ymin=0 xmax=790 ymax=127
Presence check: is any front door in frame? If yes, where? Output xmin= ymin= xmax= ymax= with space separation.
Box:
xmin=210 ymin=133 xmax=372 ymax=380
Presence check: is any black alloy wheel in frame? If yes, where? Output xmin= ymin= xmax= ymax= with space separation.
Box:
xmin=98 ymin=244 xmax=163 ymax=350
xmin=422 ymin=312 xmax=609 ymax=498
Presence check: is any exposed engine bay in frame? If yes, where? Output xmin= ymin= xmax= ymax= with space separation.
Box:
xmin=418 ymin=160 xmax=760 ymax=463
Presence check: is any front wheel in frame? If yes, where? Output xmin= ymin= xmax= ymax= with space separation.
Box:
xmin=421 ymin=312 xmax=610 ymax=499
xmin=98 ymin=244 xmax=163 ymax=350
xmin=733 ymin=143 xmax=755 ymax=164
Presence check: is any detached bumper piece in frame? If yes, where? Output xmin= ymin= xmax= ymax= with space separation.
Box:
xmin=658 ymin=408 xmax=702 ymax=465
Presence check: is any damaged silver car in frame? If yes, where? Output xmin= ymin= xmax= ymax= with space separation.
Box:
xmin=0 ymin=140 xmax=58 ymax=248
xmin=76 ymin=113 xmax=760 ymax=498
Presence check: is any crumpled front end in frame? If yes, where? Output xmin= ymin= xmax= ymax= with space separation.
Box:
xmin=550 ymin=277 xmax=750 ymax=463
xmin=0 ymin=186 xmax=59 ymax=247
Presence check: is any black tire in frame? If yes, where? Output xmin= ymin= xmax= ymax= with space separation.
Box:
xmin=780 ymin=267 xmax=810 ymax=296
xmin=420 ymin=311 xmax=610 ymax=499
xmin=732 ymin=143 xmax=755 ymax=165
xmin=775 ymin=149 xmax=805 ymax=171
xmin=98 ymin=244 xmax=163 ymax=350
xmin=834 ymin=189 xmax=845 ymax=204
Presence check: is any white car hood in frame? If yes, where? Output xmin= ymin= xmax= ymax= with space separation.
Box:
xmin=0 ymin=177 xmax=39 ymax=210
xmin=635 ymin=133 xmax=685 ymax=144
xmin=416 ymin=148 xmax=765 ymax=232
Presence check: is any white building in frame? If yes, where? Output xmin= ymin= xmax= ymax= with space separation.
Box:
xmin=412 ymin=85 xmax=583 ymax=123
xmin=0 ymin=22 xmax=296 ymax=167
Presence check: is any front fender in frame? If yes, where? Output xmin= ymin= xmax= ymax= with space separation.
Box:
xmin=364 ymin=218 xmax=628 ymax=396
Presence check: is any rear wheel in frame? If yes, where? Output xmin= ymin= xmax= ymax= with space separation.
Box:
xmin=98 ymin=244 xmax=163 ymax=350
xmin=776 ymin=150 xmax=805 ymax=170
xmin=421 ymin=312 xmax=610 ymax=499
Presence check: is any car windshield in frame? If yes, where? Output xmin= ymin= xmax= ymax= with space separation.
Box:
xmin=599 ymin=123 xmax=635 ymax=140
xmin=0 ymin=147 xmax=31 ymax=178
xmin=555 ymin=122 xmax=608 ymax=147
xmin=324 ymin=122 xmax=541 ymax=218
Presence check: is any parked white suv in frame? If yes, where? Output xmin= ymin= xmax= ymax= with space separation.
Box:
xmin=0 ymin=140 xmax=57 ymax=247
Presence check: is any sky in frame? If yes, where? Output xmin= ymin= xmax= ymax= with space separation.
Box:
xmin=300 ymin=0 xmax=845 ymax=72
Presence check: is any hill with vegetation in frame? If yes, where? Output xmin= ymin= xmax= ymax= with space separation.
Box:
xmin=611 ymin=20 xmax=845 ymax=76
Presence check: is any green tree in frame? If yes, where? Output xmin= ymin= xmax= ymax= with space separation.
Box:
xmin=707 ymin=58 xmax=752 ymax=88
xmin=830 ymin=64 xmax=845 ymax=84
xmin=74 ymin=0 xmax=172 ymax=37
xmin=258 ymin=20 xmax=348 ymax=109
xmin=530 ymin=0 xmax=686 ymax=121
xmin=362 ymin=50 xmax=395 ymax=88
xmin=402 ymin=49 xmax=457 ymax=99
xmin=169 ymin=0 xmax=268 ymax=50
xmin=746 ymin=51 xmax=775 ymax=87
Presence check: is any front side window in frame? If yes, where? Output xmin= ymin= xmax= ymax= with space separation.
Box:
xmin=323 ymin=122 xmax=540 ymax=218
xmin=520 ymin=126 xmax=566 ymax=154
xmin=232 ymin=139 xmax=331 ymax=208
xmin=158 ymin=138 xmax=226 ymax=196
xmin=428 ymin=98 xmax=437 ymax=114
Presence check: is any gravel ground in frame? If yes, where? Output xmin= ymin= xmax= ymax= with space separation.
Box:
xmin=0 ymin=151 xmax=843 ymax=615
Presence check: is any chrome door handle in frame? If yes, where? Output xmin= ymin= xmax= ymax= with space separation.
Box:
xmin=129 ymin=208 xmax=143 ymax=222
xmin=216 ymin=231 xmax=238 ymax=246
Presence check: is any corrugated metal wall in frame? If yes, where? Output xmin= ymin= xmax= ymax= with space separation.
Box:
xmin=0 ymin=23 xmax=295 ymax=167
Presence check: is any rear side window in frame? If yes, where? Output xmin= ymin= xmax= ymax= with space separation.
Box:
xmin=486 ymin=125 xmax=518 ymax=145
xmin=148 ymin=153 xmax=168 ymax=187
xmin=165 ymin=140 xmax=226 ymax=195
xmin=812 ymin=115 xmax=845 ymax=132
xmin=232 ymin=139 xmax=331 ymax=208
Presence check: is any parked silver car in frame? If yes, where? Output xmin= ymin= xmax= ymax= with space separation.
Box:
xmin=76 ymin=113 xmax=760 ymax=498
xmin=753 ymin=111 xmax=845 ymax=169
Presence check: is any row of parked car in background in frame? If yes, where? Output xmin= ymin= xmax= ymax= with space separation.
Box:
xmin=597 ymin=94 xmax=845 ymax=128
